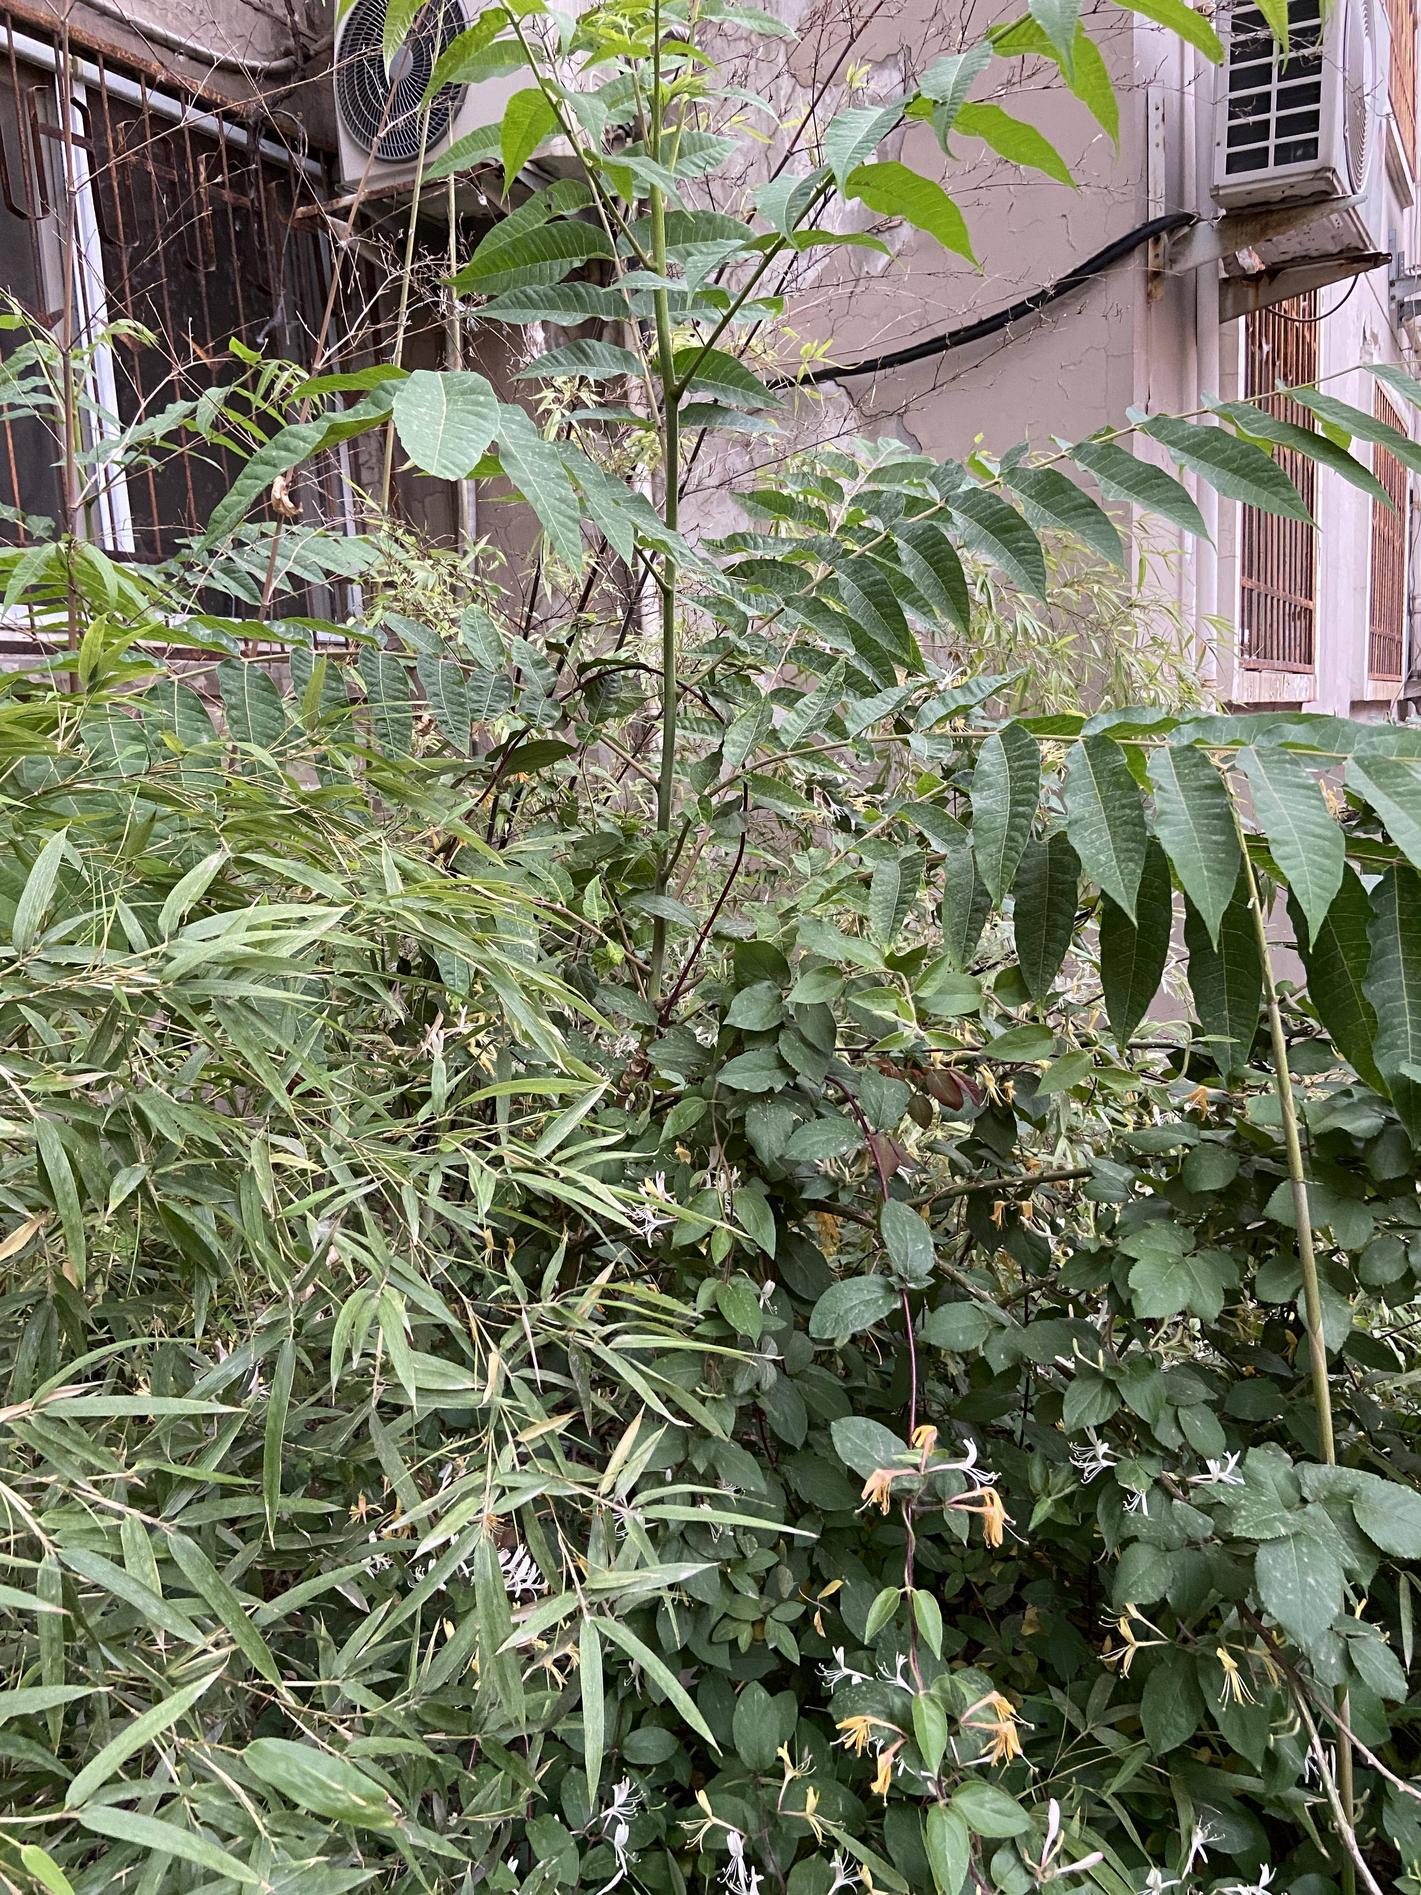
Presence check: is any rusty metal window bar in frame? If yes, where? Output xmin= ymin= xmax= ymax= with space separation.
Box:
xmin=1369 ymin=388 xmax=1409 ymax=682
xmin=0 ymin=12 xmax=359 ymax=638
xmin=1239 ymin=293 xmax=1319 ymax=673
xmin=1391 ymin=0 xmax=1418 ymax=174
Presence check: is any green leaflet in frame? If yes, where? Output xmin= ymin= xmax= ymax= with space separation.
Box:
xmin=844 ymin=161 xmax=976 ymax=262
xmin=822 ymin=102 xmax=905 ymax=185
xmin=1002 ymin=463 xmax=1121 ymax=565
xmin=1347 ymin=753 xmax=1421 ymax=875
xmin=1099 ymin=838 xmax=1172 ymax=1047
xmin=1147 ymin=742 xmax=1240 ymax=945
xmin=392 ymin=370 xmax=499 ymax=480
xmin=1144 ymin=416 xmax=1311 ymax=520
xmin=1183 ymin=877 xmax=1261 ymax=1078
xmin=1238 ymin=745 xmax=1343 ymax=946
xmin=941 ymin=838 xmax=991 ymax=969
xmin=1012 ymin=830 xmax=1079 ymax=1004
xmin=953 ymin=101 xmax=1074 ymax=184
xmin=497 ymin=406 xmax=585 ymax=569
xmin=970 ymin=723 xmax=1040 ymax=901
xmin=1068 ymin=436 xmax=1209 ymax=538
xmin=218 ymin=662 xmax=287 ymax=752
xmin=1365 ymin=867 xmax=1421 ymax=1142
xmin=947 ymin=487 xmax=1046 ymax=598
xmin=1063 ymin=734 xmax=1147 ymax=919
xmin=1293 ymin=867 xmax=1383 ymax=1093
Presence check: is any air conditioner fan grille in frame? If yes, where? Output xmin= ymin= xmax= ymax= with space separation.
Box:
xmin=335 ymin=0 xmax=468 ymax=164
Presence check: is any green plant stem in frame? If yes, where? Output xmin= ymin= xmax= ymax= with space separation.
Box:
xmin=1234 ymin=802 xmax=1355 ymax=1895
xmin=379 ymin=103 xmax=433 ymax=518
xmin=647 ymin=171 xmax=680 ymax=1004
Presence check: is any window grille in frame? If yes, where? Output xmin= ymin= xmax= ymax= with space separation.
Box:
xmin=1391 ymin=0 xmax=1418 ymax=173
xmin=1369 ymin=388 xmax=1409 ymax=683
xmin=1239 ymin=294 xmax=1318 ymax=673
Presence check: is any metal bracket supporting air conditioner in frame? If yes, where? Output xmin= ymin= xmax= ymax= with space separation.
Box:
xmin=1161 ymin=195 xmax=1365 ymax=276
xmin=1219 ymin=251 xmax=1390 ymax=320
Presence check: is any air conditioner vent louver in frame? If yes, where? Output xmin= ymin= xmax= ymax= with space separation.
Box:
xmin=334 ymin=0 xmax=469 ymax=164
xmin=1222 ymin=0 xmax=1326 ymax=179
xmin=1343 ymin=0 xmax=1374 ymax=191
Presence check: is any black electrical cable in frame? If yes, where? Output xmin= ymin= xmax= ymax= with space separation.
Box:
xmin=782 ymin=209 xmax=1198 ymax=388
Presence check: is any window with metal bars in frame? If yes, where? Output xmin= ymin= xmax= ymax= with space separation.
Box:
xmin=1369 ymin=389 xmax=1409 ymax=682
xmin=1391 ymin=0 xmax=1418 ymax=174
xmin=0 ymin=14 xmax=344 ymax=579
xmin=1239 ymin=294 xmax=1319 ymax=673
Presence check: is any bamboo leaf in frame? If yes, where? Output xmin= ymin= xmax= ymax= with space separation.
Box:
xmin=596 ymin=1616 xmax=720 ymax=1749
xmin=64 ymin=1665 xmax=222 ymax=1807
xmin=76 ymin=1807 xmax=260 ymax=1885
xmin=12 ymin=828 xmax=68 ymax=951
xmin=263 ymin=1338 xmax=294 ymax=1544
xmin=581 ymin=1617 xmax=604 ymax=1807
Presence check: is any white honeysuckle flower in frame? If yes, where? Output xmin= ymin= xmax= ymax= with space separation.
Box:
xmin=826 ymin=1851 xmax=857 ymax=1895
xmin=721 ymin=1829 xmax=764 ymax=1895
xmin=876 ymin=1652 xmax=913 ymax=1690
xmin=1036 ymin=1798 xmax=1106 ymax=1881
xmin=1183 ymin=1819 xmax=1222 ymax=1876
xmin=1220 ymin=1869 xmax=1276 ymax=1895
xmin=1191 ymin=1453 xmax=1245 ymax=1488
xmin=1141 ymin=1872 xmax=1179 ymax=1894
xmin=1124 ymin=1488 xmax=1151 ymax=1516
xmin=819 ymin=1647 xmax=870 ymax=1688
xmin=498 ymin=1542 xmax=547 ymax=1600
xmin=1070 ymin=1434 xmax=1118 ymax=1481
xmin=594 ymin=1779 xmax=642 ymax=1895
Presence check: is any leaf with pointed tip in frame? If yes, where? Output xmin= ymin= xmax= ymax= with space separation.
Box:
xmin=1112 ymin=0 xmax=1222 ymax=59
xmin=515 ymin=340 xmax=642 ymax=382
xmin=1145 ymin=416 xmax=1311 ymax=520
xmin=1293 ymin=867 xmax=1383 ymax=1092
xmin=1012 ymin=831 xmax=1079 ymax=1004
xmin=497 ymin=405 xmax=584 ymax=569
xmin=1099 ymin=838 xmax=1172 ymax=1046
xmin=1365 ymin=867 xmax=1421 ymax=1141
xmin=918 ymin=40 xmax=993 ymax=127
xmin=1148 ymin=743 xmax=1240 ymax=945
xmin=672 ymin=346 xmax=777 ymax=410
xmin=393 ymin=370 xmax=498 ymax=479
xmin=416 ymin=656 xmax=471 ymax=755
xmin=1063 ymin=734 xmax=1147 ymax=917
xmin=357 ymin=649 xmax=413 ymax=756
xmin=942 ymin=839 xmax=991 ymax=969
xmin=958 ymin=102 xmax=1076 ymax=184
xmin=1210 ymin=399 xmax=1391 ymax=506
xmin=1069 ymin=436 xmax=1209 ymax=538
xmin=948 ymin=488 xmax=1045 ymax=596
xmin=823 ymin=102 xmax=905 ymax=186
xmin=869 ymin=851 xmax=924 ymax=945
xmin=1239 ymin=745 xmax=1343 ymax=945
xmin=844 ymin=160 xmax=976 ymax=262
xmin=1184 ymin=878 xmax=1261 ymax=1078
xmin=970 ymin=723 xmax=1040 ymax=901
xmin=1003 ymin=464 xmax=1121 ymax=565
xmin=1256 ymin=1532 xmax=1344 ymax=1653
xmin=1028 ymin=0 xmax=1083 ymax=66
xmin=204 ymin=420 xmax=329 ymax=545
xmin=501 ymin=87 xmax=558 ymax=191
xmin=1346 ymin=753 xmax=1421 ymax=874
xmin=895 ymin=521 xmax=970 ymax=630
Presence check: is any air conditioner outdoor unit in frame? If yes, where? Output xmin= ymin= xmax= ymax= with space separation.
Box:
xmin=334 ymin=0 xmax=520 ymax=196
xmin=1211 ymin=0 xmax=1388 ymax=266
